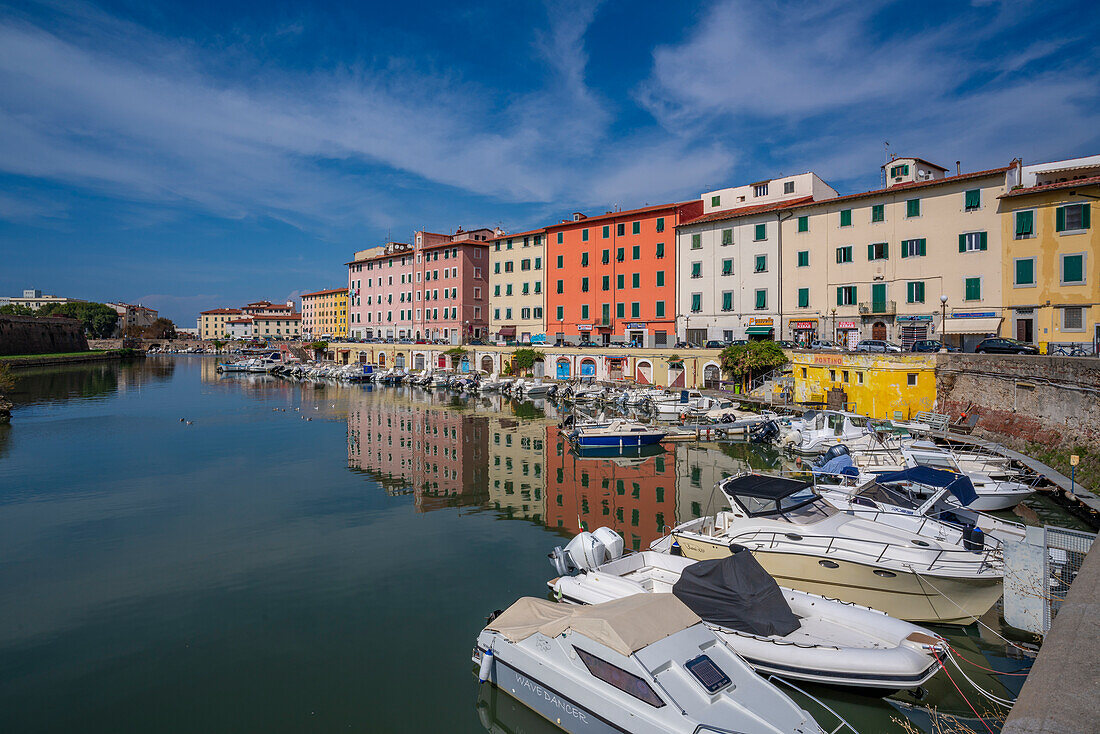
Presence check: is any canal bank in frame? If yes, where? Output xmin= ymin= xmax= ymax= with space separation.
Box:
xmin=1 ymin=349 xmax=139 ymax=369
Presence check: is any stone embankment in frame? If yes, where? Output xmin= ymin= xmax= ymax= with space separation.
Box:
xmin=0 ymin=314 xmax=88 ymax=356
xmin=1 ymin=351 xmax=136 ymax=369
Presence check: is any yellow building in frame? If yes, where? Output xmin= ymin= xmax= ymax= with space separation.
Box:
xmin=790 ymin=352 xmax=937 ymax=420
xmin=301 ymin=287 xmax=348 ymax=339
xmin=489 ymin=228 xmax=546 ymax=343
xmin=198 ymin=308 xmax=243 ymax=340
xmin=999 ymin=157 xmax=1098 ymax=349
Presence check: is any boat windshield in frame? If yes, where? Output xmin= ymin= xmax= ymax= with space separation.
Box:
xmin=731 ymin=486 xmax=828 ymax=520
xmin=855 ymin=482 xmax=921 ymax=510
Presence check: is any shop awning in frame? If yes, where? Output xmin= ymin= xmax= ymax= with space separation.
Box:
xmin=746 ymin=326 xmax=775 ymax=335
xmin=497 ymin=326 xmax=516 ymax=336
xmin=941 ymin=317 xmax=1002 ymax=335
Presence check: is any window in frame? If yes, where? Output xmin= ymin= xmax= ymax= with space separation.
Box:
xmin=964 ymin=277 xmax=981 ymax=301
xmin=868 ymin=242 xmax=888 ymax=260
xmin=906 ymin=199 xmax=921 ymax=218
xmin=582 ymin=228 xmax=589 ymax=242
xmin=907 ymin=281 xmax=925 ymax=303
xmin=784 ymin=181 xmax=794 ymax=194
xmin=754 ymin=223 xmax=766 ymax=241
xmin=615 ymin=302 xmax=624 ymax=318
xmin=616 ymin=247 xmax=624 ymax=262
xmin=505 ymin=307 xmax=512 ymax=320
xmin=797 ymin=288 xmax=809 ymax=308
xmin=534 ymin=307 xmax=543 ymax=318
xmin=556 ymin=255 xmax=563 ymax=268
xmin=504 ymin=261 xmax=514 ymax=272
xmin=907 ymin=373 xmax=918 ymax=387
xmin=890 ymin=163 xmax=910 ymax=178
xmin=691 ymin=262 xmax=702 ymax=278
xmin=616 ymin=274 xmax=624 ymax=289
xmin=691 ymin=233 xmax=701 ymax=249
xmin=574 ymin=647 xmax=665 ymax=708
xmin=755 ymin=289 xmax=767 ymax=310
xmin=493 ymin=285 xmax=500 ymax=297
xmin=656 ymin=242 xmax=665 ymax=259
xmin=631 ymin=273 xmax=640 ymax=288
xmin=871 ymin=204 xmax=884 ymax=222
xmin=656 ymin=270 xmax=665 ymax=287
xmin=655 ymin=301 xmax=665 ymax=317
xmin=691 ymin=293 xmax=701 ymax=312
xmin=1015 ymin=210 xmax=1035 ymax=238
xmin=720 ymin=228 xmax=733 ymax=246
xmin=797 ymin=250 xmax=809 ymax=267
xmin=556 ymin=280 xmax=564 ymax=294
xmin=521 ymin=307 xmax=530 ymax=319
xmin=721 ymin=258 xmax=733 ymax=276
xmin=1057 ymin=203 xmax=1090 ymax=232
xmin=557 ymin=232 xmax=563 ymax=244
xmin=535 ymin=257 xmax=541 ymax=269
xmin=630 ymin=302 xmax=640 ymax=318
xmin=602 ymin=275 xmax=610 ymax=291
xmin=837 ymin=286 xmax=856 ymax=305
xmin=534 ymin=282 xmax=541 ymax=293
xmin=602 ymin=225 xmax=610 ymax=238
xmin=632 ymin=245 xmax=640 ymax=260
xmin=965 ymin=189 xmax=981 ymax=211
xmin=754 ymin=183 xmax=768 ymax=197
xmin=1063 ymin=306 xmax=1084 ymax=331
xmin=632 ymin=221 xmax=640 ymax=235
xmin=556 ymin=305 xmax=563 ymax=320
xmin=581 ymin=277 xmax=589 ymax=293
xmin=617 ymin=223 xmax=625 ymax=236
xmin=840 ymin=209 xmax=852 ymax=227
xmin=1061 ymin=253 xmax=1086 ymax=285
xmin=836 ymin=246 xmax=853 ymax=263
xmin=656 ymin=217 xmax=664 ymax=232
xmin=581 ymin=251 xmax=589 ymax=266
xmin=581 ymin=304 xmax=589 ymax=320
xmin=711 ymin=195 xmax=721 ymax=207
xmin=797 ymin=215 xmax=808 ymax=232
xmin=754 ymin=254 xmax=766 ymax=272
xmin=721 ymin=291 xmax=733 ymax=311
xmin=1014 ymin=257 xmax=1035 ymax=287
xmin=901 ymin=238 xmax=926 ymax=258
xmin=959 ymin=232 xmax=988 ymax=252
xmin=493 ymin=262 xmax=500 ymax=274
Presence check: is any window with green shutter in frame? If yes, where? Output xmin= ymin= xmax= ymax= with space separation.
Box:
xmin=721 ymin=258 xmax=733 ymax=275
xmin=655 ymin=217 xmax=664 ymax=232
xmin=871 ymin=204 xmax=884 ymax=222
xmin=656 ymin=241 xmax=665 ymax=258
xmin=755 ymin=255 xmax=766 ymax=272
xmin=632 ymin=221 xmax=640 ymax=235
xmin=906 ymin=199 xmax=920 ymax=218
xmin=1014 ymin=210 xmax=1034 ymax=238
xmin=616 ymin=274 xmax=624 ymax=289
xmin=556 ymin=254 xmax=563 ymax=268
xmin=656 ymin=270 xmax=665 ymax=287
xmin=840 ymin=209 xmax=852 ymax=227
xmin=580 ymin=278 xmax=588 ymax=293
xmin=901 ymin=238 xmax=926 ymax=258
xmin=602 ymin=275 xmax=609 ymax=291
xmin=959 ymin=232 xmax=988 ymax=252
xmin=556 ymin=305 xmax=563 ymax=320
xmin=868 ymin=242 xmax=888 ymax=260
xmin=602 ymin=225 xmax=610 ymax=238
xmin=797 ymin=215 xmax=808 ymax=232
xmin=691 ymin=233 xmax=701 ymax=249
xmin=755 ymin=290 xmax=767 ymax=310
xmin=871 ymin=283 xmax=886 ymax=311
xmin=581 ymin=304 xmax=589 ymax=319
xmin=582 ymin=229 xmax=589 ymax=241
xmin=557 ymin=232 xmax=563 ymax=244
xmin=907 ymin=281 xmax=925 ymax=303
xmin=632 ymin=245 xmax=640 ymax=260
xmin=1015 ymin=258 xmax=1035 ymax=286
xmin=797 ymin=250 xmax=809 ymax=267
xmin=616 ymin=247 xmax=624 ymax=261
xmin=798 ymin=288 xmax=809 ymax=308
xmin=616 ymin=302 xmax=625 ymax=318
xmin=631 ymin=273 xmax=640 ymax=288
xmin=556 ymin=280 xmax=564 ymax=293
xmin=602 ymin=249 xmax=610 ymax=264
xmin=711 ymin=195 xmax=721 ymax=207
xmin=722 ymin=292 xmax=732 ymax=311
xmin=581 ymin=251 xmax=589 ymax=266
xmin=964 ymin=277 xmax=981 ymax=301
xmin=1057 ymin=203 xmax=1091 ymax=232
xmin=755 ymin=223 xmax=766 ymax=240
xmin=836 ymin=246 xmax=853 ymax=263
xmin=493 ymin=285 xmax=500 ymax=296
xmin=1062 ymin=254 xmax=1085 ymax=284
xmin=655 ymin=301 xmax=665 ymax=317
xmin=965 ymin=189 xmax=980 ymax=210
xmin=631 ymin=302 xmax=640 ymax=318
xmin=721 ymin=228 xmax=733 ymax=245
xmin=691 ymin=262 xmax=701 ymax=278
xmin=691 ymin=293 xmax=701 ymax=312
xmin=602 ymin=304 xmax=610 ymax=322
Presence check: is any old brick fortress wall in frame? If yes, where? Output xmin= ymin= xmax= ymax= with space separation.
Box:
xmin=936 ymin=353 xmax=1100 ymax=449
xmin=0 ymin=315 xmax=88 ymax=356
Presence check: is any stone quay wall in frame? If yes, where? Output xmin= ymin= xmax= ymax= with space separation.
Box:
xmin=0 ymin=315 xmax=88 ymax=356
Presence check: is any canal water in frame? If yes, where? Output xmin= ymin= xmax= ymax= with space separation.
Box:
xmin=0 ymin=358 xmax=1057 ymax=733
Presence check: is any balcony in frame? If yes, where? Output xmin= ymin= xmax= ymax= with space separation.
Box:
xmin=858 ymin=300 xmax=897 ymax=315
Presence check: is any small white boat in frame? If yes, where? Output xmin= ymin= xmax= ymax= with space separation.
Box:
xmin=647 ymin=390 xmax=710 ymax=420
xmin=548 ymin=532 xmax=944 ymax=694
xmin=567 ymin=418 xmax=667 ymax=451
xmin=778 ymin=410 xmax=871 ymax=454
xmin=474 ymin=593 xmax=825 ymax=734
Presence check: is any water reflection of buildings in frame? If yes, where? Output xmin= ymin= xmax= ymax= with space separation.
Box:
xmin=347 ymin=396 xmax=488 ymax=511
xmin=486 ymin=418 xmax=547 ymax=524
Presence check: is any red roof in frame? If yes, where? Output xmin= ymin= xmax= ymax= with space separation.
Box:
xmin=227 ymin=318 xmax=253 ymax=324
xmin=200 ymin=308 xmax=243 ymax=315
xmin=544 ymin=201 xmax=696 ymax=230
xmin=301 ymin=287 xmax=348 ymax=298
xmin=491 ymin=227 xmax=546 ymax=242
xmin=253 ymin=313 xmax=301 ymax=321
xmin=679 ymin=196 xmax=815 ymax=226
xmin=788 ymin=167 xmax=1011 ymax=211
xmin=999 ymin=175 xmax=1100 ymax=198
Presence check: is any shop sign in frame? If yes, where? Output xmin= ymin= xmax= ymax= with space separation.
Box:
xmin=577 ymin=325 xmax=593 ymax=331
xmin=790 ymin=320 xmax=817 ymax=329
xmin=897 ymin=315 xmax=933 ymax=322
xmin=748 ymin=317 xmax=774 ymax=326
xmin=812 ymin=354 xmax=845 ymax=365
xmin=838 ymin=321 xmax=857 ymax=329
xmin=1014 ymin=308 xmax=1035 ymax=315
xmin=951 ymin=312 xmax=996 ymax=318
xmin=626 ymin=323 xmax=646 ymax=329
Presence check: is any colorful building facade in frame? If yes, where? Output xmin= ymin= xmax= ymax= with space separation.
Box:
xmin=411 ymin=228 xmax=492 ymax=343
xmin=489 ymin=228 xmax=546 ymax=343
xmin=300 ymin=287 xmax=348 ymax=339
xmin=790 ymin=352 xmax=937 ymax=419
xmin=198 ymin=308 xmax=243 ymax=340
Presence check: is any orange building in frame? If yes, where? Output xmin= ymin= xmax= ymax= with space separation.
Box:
xmin=545 ymin=201 xmax=703 ymax=348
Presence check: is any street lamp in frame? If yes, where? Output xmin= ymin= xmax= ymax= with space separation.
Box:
xmin=464 ymin=319 xmax=470 ymax=345
xmin=939 ymin=295 xmax=949 ymax=352
xmin=830 ymin=308 xmax=837 ymax=343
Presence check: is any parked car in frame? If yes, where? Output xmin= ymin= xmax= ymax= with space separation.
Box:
xmin=773 ymin=340 xmax=796 ymax=349
xmin=809 ymin=339 xmax=842 ymax=351
xmin=467 ymin=339 xmax=486 ymax=346
xmin=855 ymin=339 xmax=903 ymax=353
xmin=974 ymin=337 xmax=1039 ymax=355
xmin=910 ymin=339 xmax=957 ymax=352
xmin=705 ymin=340 xmax=725 ymax=349
xmin=672 ymin=341 xmax=695 ymax=349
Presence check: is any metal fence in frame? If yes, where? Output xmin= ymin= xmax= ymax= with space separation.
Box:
xmin=1043 ymin=526 xmax=1095 ymax=632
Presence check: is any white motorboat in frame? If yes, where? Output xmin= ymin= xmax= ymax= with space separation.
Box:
xmin=548 ymin=530 xmax=944 ymax=694
xmin=778 ymin=410 xmax=873 ymax=454
xmin=474 ymin=593 xmax=824 ymax=734
xmin=567 ymin=418 xmax=668 ymax=451
xmin=662 ymin=472 xmax=1004 ymax=625
xmin=646 ymin=390 xmax=713 ymax=420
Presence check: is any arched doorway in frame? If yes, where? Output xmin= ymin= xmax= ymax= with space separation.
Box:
xmin=556 ymin=358 xmax=571 ymax=379
xmin=668 ymin=362 xmax=685 ymax=388
xmin=414 ymin=353 xmax=425 ymax=370
xmin=460 ymin=355 xmax=470 ymax=373
xmin=481 ymin=355 xmax=494 ymax=374
xmin=636 ymin=360 xmax=652 ymax=384
xmin=872 ymin=322 xmax=887 ymax=340
xmin=394 ymin=353 xmax=405 ymax=369
xmin=378 ymin=352 xmax=386 ymax=367
xmin=703 ymin=363 xmax=721 ymax=388
xmin=580 ymin=358 xmax=596 ymax=377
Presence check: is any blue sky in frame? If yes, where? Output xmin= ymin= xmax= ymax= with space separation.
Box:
xmin=1 ymin=0 xmax=1098 ymax=324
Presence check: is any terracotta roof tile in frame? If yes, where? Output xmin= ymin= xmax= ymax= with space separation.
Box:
xmin=678 ymin=196 xmax=815 ymax=226
xmin=999 ymin=175 xmax=1100 ymax=198
xmin=301 ymin=287 xmax=348 ymax=298
xmin=545 ymin=200 xmax=696 ymax=230
xmin=790 ymin=167 xmax=1011 ymax=211
xmin=200 ymin=308 xmax=243 ymax=315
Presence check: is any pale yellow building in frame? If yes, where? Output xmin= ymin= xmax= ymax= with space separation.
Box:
xmin=790 ymin=352 xmax=937 ymax=420
xmin=198 ymin=308 xmax=243 ymax=340
xmin=781 ymin=158 xmax=1010 ymax=351
xmin=999 ymin=156 xmax=1099 ymax=349
xmin=252 ymin=312 xmax=301 ymax=339
xmin=301 ymin=287 xmax=348 ymax=339
xmin=489 ymin=228 xmax=546 ymax=343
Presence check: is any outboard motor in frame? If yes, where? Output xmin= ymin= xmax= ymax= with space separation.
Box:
xmin=749 ymin=420 xmax=780 ymax=444
xmin=548 ymin=528 xmax=624 ymax=575
xmin=962 ymin=524 xmax=986 ymax=552
xmin=814 ymin=444 xmax=851 ymax=469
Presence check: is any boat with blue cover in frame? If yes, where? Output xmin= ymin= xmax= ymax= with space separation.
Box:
xmin=567 ymin=418 xmax=667 ymax=450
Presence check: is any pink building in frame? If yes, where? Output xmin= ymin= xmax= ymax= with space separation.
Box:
xmin=347 ymin=228 xmax=494 ymax=343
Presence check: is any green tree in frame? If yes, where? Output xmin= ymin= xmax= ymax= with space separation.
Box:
xmin=510 ymin=348 xmax=544 ymax=376
xmin=307 ymin=341 xmax=329 ymax=353
xmin=37 ymin=302 xmax=119 ymax=338
xmin=212 ymin=340 xmax=227 ymax=353
xmin=719 ymin=341 xmax=788 ymax=391
xmin=0 ymin=304 xmax=35 ymax=316
xmin=143 ymin=318 xmax=177 ymax=339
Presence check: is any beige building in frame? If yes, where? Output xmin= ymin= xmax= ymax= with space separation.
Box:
xmin=489 ymin=228 xmax=546 ymax=343
xmin=1 ymin=288 xmax=85 ymax=310
xmin=781 ymin=157 xmax=1011 ymax=350
xmin=253 ymin=312 xmax=301 ymax=339
xmin=300 ymin=287 xmax=348 ymax=339
xmin=108 ymin=302 xmax=158 ymax=336
xmin=198 ymin=308 xmax=244 ymax=340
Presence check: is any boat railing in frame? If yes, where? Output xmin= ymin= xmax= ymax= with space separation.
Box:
xmin=718 ymin=527 xmax=1001 ymax=573
xmin=824 ymin=505 xmax=1007 ymax=550
xmin=765 ymin=675 xmax=861 ymax=734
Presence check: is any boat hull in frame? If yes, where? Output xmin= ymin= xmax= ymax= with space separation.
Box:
xmin=671 ymin=534 xmax=1002 ymax=625
xmin=571 ymin=433 xmax=665 ymax=449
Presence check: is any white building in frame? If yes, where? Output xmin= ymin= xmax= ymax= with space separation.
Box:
xmin=226 ymin=318 xmax=254 ymax=340
xmin=1 ymin=288 xmax=85 ymax=310
xmin=676 ymin=173 xmax=837 ymax=344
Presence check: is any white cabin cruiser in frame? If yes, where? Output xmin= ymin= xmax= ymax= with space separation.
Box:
xmin=662 ymin=473 xmax=1003 ymax=625
xmin=778 ymin=411 xmax=872 ymax=454
xmin=548 ymin=532 xmax=944 ymax=694
xmin=647 ymin=390 xmax=710 ymax=420
xmin=474 ymin=593 xmax=824 ymax=734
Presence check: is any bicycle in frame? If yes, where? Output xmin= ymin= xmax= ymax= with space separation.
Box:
xmin=1050 ymin=343 xmax=1088 ymax=356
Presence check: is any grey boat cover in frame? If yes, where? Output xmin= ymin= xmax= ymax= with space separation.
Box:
xmin=672 ymin=548 xmax=801 ymax=637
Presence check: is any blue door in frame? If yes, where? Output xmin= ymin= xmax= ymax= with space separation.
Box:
xmin=580 ymin=360 xmax=596 ymax=377
xmin=460 ymin=356 xmax=470 ymax=373
xmin=556 ymin=360 xmax=571 ymax=379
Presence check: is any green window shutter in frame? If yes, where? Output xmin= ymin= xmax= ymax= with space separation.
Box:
xmin=798 ymin=288 xmax=809 ymax=308
xmin=721 ymin=229 xmax=733 ymax=245
xmin=602 ymin=249 xmax=609 ymax=264
xmin=655 ymin=217 xmax=664 ymax=232
xmin=556 ymin=255 xmax=563 ymax=268
xmin=711 ymin=195 xmax=720 ymax=207
xmin=691 ymin=233 xmax=701 ymax=249
xmin=557 ymin=232 xmax=563 ymax=244
xmin=722 ymin=292 xmax=732 ymax=311
xmin=900 ymin=241 xmax=908 ymax=259
xmin=907 ymin=199 xmax=920 ymax=217
xmin=631 ymin=302 xmax=639 ymax=318
xmin=965 ymin=278 xmax=981 ymax=300
xmin=965 ymin=189 xmax=980 ymax=209
xmin=656 ymin=271 xmax=665 ymax=287
xmin=602 ymin=225 xmax=609 ymax=238
xmin=691 ymin=294 xmax=700 ymax=311
xmin=602 ymin=275 xmax=609 ymax=290
xmin=556 ymin=306 xmax=563 ymax=320
xmin=797 ymin=216 xmax=808 ymax=232
xmin=836 ymin=287 xmax=843 ymax=306
xmin=581 ymin=305 xmax=588 ymax=319
xmin=867 ymin=244 xmax=874 ymax=260
xmin=919 ymin=239 xmax=927 ymax=256
xmin=616 ymin=303 xmax=624 ymax=318
xmin=917 ymin=282 xmax=925 ymax=302
xmin=632 ymin=221 xmax=640 ymax=235
xmin=797 ymin=251 xmax=808 ymax=267
xmin=1063 ymin=255 xmax=1084 ymax=283
xmin=958 ymin=234 xmax=966 ymax=252
xmin=871 ymin=283 xmax=886 ymax=305
xmin=722 ymin=259 xmax=732 ymax=275
xmin=840 ymin=209 xmax=851 ymax=226
xmin=617 ymin=274 xmax=624 ymax=289
xmin=979 ymin=231 xmax=987 ymax=250
xmin=582 ymin=229 xmax=588 ymax=241
xmin=1056 ymin=206 xmax=1066 ymax=232
xmin=581 ymin=252 xmax=588 ymax=266
xmin=656 ymin=301 xmax=665 ymax=317
xmin=1016 ymin=259 xmax=1033 ymax=285
xmin=602 ymin=304 xmax=610 ymax=321
xmin=1084 ymin=204 xmax=1092 ymax=229
xmin=691 ymin=262 xmax=700 ymax=278
xmin=632 ymin=273 xmax=640 ymax=288
xmin=755 ymin=254 xmax=765 ymax=271
xmin=656 ymin=242 xmax=664 ymax=258
xmin=1015 ymin=210 xmax=1033 ymax=236
xmin=906 ymin=282 xmax=914 ymax=302
xmin=883 ymin=243 xmax=888 ymax=258
xmin=872 ymin=204 xmax=884 ymax=222
xmin=632 ymin=245 xmax=640 ymax=259
xmin=755 ymin=223 xmax=766 ymax=240
xmin=755 ymin=290 xmax=766 ymax=309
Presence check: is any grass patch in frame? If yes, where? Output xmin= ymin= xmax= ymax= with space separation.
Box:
xmin=1025 ymin=443 xmax=1098 ymax=496
xmin=0 ymin=351 xmax=105 ymax=360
